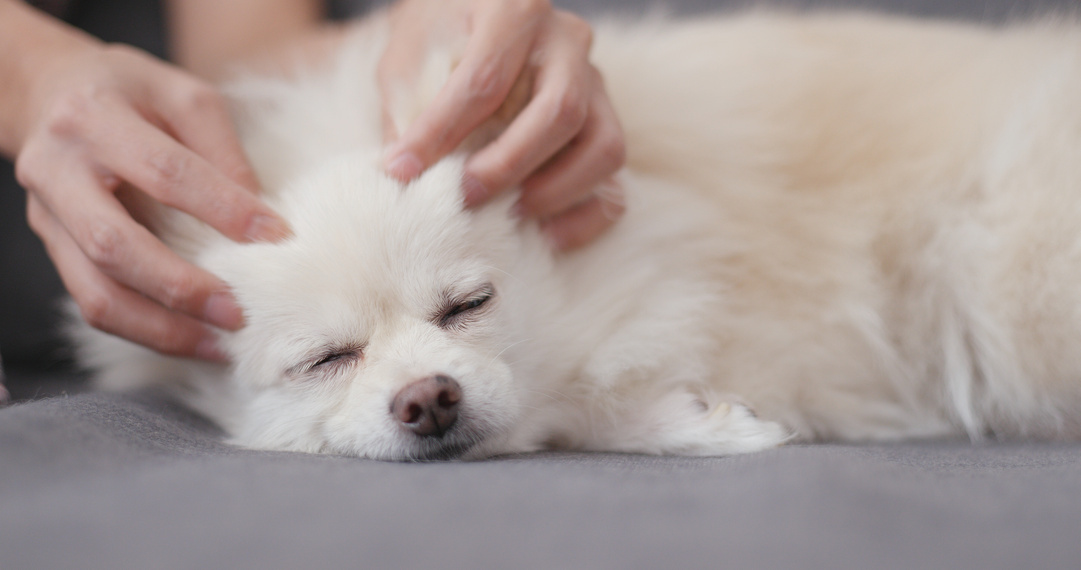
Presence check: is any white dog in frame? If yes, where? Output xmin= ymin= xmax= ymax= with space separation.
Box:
xmin=73 ymin=10 xmax=1081 ymax=460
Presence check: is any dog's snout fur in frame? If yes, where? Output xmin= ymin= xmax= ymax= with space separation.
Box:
xmin=391 ymin=375 xmax=462 ymax=437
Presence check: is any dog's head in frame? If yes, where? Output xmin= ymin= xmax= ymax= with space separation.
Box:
xmin=204 ymin=154 xmax=537 ymax=460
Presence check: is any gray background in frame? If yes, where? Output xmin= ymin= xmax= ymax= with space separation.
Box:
xmin=4 ymin=1 xmax=1081 ymax=569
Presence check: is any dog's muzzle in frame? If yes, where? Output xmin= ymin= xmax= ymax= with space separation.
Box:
xmin=390 ymin=374 xmax=486 ymax=461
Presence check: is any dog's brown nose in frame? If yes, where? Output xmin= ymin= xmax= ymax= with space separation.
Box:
xmin=391 ymin=375 xmax=461 ymax=437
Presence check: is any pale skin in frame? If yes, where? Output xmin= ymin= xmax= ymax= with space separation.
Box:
xmin=0 ymin=0 xmax=625 ymax=362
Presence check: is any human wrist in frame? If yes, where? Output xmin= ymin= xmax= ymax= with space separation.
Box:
xmin=164 ymin=0 xmax=328 ymax=80
xmin=0 ymin=0 xmax=100 ymax=156
xmin=182 ymin=22 xmax=347 ymax=82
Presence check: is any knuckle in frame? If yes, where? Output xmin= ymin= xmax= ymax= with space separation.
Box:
xmin=78 ymin=290 xmax=113 ymax=330
xmin=13 ymin=149 xmax=44 ymax=190
xmin=217 ymin=195 xmax=270 ymax=242
xmin=143 ymin=149 xmax=191 ymax=200
xmin=179 ymin=81 xmax=225 ymax=114
xmin=143 ymin=321 xmax=201 ymax=357
xmin=159 ymin=277 xmax=196 ymax=313
xmin=154 ymin=330 xmax=202 ymax=358
xmin=212 ymin=189 xmax=255 ymax=233
xmin=41 ymin=90 xmax=100 ymax=139
xmin=82 ymin=220 xmax=126 ymax=268
xmin=559 ymin=12 xmax=593 ymax=48
xmin=487 ymin=152 xmax=525 ymax=185
xmin=550 ymin=87 xmax=588 ymax=131
xmin=599 ymin=130 xmax=627 ymax=170
xmin=148 ymin=334 xmax=185 ymax=356
xmin=465 ymin=57 xmax=507 ymax=108
xmin=229 ymin=161 xmax=258 ymax=188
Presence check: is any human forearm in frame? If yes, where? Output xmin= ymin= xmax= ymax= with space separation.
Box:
xmin=0 ymin=0 xmax=99 ymax=156
xmin=164 ymin=0 xmax=329 ymax=79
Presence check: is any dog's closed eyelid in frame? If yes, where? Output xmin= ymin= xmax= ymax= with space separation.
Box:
xmin=287 ymin=345 xmax=365 ymax=377
xmin=312 ymin=351 xmax=354 ymax=368
xmin=436 ymin=283 xmax=496 ymax=327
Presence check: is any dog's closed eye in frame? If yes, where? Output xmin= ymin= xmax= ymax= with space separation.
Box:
xmin=438 ymin=284 xmax=495 ymax=329
xmin=291 ymin=345 xmax=365 ymax=377
xmin=312 ymin=350 xmax=357 ymax=368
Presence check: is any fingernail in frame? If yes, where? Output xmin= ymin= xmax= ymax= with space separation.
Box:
xmin=204 ymin=291 xmax=244 ymax=330
xmin=195 ymin=337 xmax=230 ymax=363
xmin=245 ymin=213 xmax=292 ymax=243
xmin=595 ymin=179 xmax=627 ymax=222
xmin=385 ymin=150 xmax=424 ymax=181
xmin=462 ymin=174 xmax=489 ymax=207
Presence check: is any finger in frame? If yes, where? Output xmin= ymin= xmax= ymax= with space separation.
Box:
xmin=27 ymin=194 xmax=227 ymax=360
xmin=380 ymin=102 xmax=401 ymax=145
xmin=377 ymin=1 xmax=431 ymax=145
xmin=539 ymin=181 xmax=626 ymax=251
xmin=86 ymin=102 xmax=289 ymax=243
xmin=461 ymin=34 xmax=592 ymax=205
xmin=30 ymin=163 xmax=245 ymax=331
xmin=151 ymin=77 xmax=263 ymax=193
xmin=516 ymin=85 xmax=626 ymax=218
xmin=382 ymin=0 xmax=548 ymax=181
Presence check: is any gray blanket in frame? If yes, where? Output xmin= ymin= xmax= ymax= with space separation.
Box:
xmin=6 ymin=0 xmax=1081 ymax=568
xmin=4 ymin=385 xmax=1081 ymax=569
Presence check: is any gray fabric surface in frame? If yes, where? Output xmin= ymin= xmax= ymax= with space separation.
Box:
xmin=6 ymin=1 xmax=1081 ymax=569
xmin=4 ymin=388 xmax=1081 ymax=569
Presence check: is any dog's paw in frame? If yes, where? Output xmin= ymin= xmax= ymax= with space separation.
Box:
xmin=603 ymin=390 xmax=791 ymax=456
xmin=680 ymin=399 xmax=792 ymax=455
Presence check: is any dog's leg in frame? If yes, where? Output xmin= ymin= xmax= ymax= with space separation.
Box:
xmin=583 ymin=388 xmax=791 ymax=456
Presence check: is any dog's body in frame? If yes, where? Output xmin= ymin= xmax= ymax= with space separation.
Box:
xmin=74 ymin=11 xmax=1081 ymax=459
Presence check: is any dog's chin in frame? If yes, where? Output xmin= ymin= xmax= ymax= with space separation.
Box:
xmin=404 ymin=438 xmax=478 ymax=461
xmin=397 ymin=431 xmax=485 ymax=462
xmin=390 ymin=417 xmax=499 ymax=462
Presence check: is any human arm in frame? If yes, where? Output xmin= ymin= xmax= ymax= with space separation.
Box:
xmin=165 ymin=0 xmax=328 ymax=80
xmin=0 ymin=0 xmax=292 ymax=359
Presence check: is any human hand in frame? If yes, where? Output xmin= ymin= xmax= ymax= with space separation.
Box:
xmin=14 ymin=42 xmax=291 ymax=360
xmin=378 ymin=0 xmax=626 ymax=250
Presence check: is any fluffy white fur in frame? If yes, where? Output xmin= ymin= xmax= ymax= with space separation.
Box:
xmin=73 ymin=11 xmax=1081 ymax=460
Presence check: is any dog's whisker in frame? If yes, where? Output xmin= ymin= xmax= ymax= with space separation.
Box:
xmin=478 ymin=264 xmax=519 ymax=283
xmin=519 ymin=386 xmax=576 ymax=405
xmin=486 ymin=338 xmax=533 ymax=367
